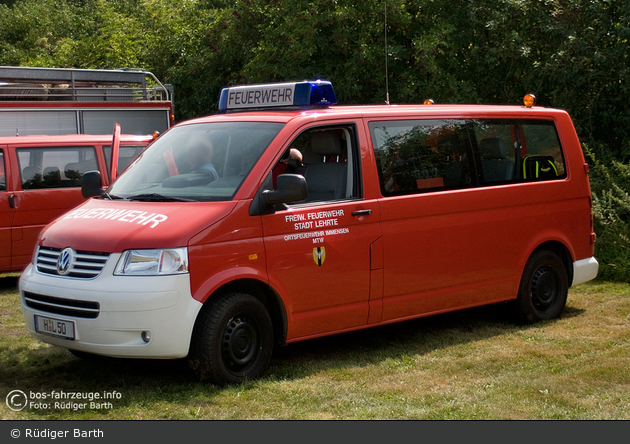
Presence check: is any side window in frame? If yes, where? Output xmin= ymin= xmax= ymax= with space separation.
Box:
xmin=473 ymin=120 xmax=518 ymax=184
xmin=472 ymin=120 xmax=566 ymax=184
xmin=17 ymin=146 xmax=98 ymax=190
xmin=369 ymin=119 xmax=473 ymax=196
xmin=267 ymin=125 xmax=360 ymax=203
xmin=0 ymin=150 xmax=5 ymax=191
xmin=104 ymin=145 xmax=147 ymax=176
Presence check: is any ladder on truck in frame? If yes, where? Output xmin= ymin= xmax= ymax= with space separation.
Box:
xmin=0 ymin=66 xmax=173 ymax=103
xmin=0 ymin=66 xmax=174 ymax=136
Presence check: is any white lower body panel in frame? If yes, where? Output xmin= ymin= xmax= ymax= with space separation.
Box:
xmin=19 ymin=257 xmax=203 ymax=359
xmin=572 ymin=256 xmax=599 ymax=287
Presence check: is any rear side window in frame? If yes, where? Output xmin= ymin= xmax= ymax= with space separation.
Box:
xmin=472 ymin=120 xmax=566 ymax=184
xmin=17 ymin=146 xmax=98 ymax=190
xmin=369 ymin=119 xmax=473 ymax=196
xmin=370 ymin=118 xmax=566 ymax=196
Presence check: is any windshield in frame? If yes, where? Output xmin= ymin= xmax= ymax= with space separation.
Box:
xmin=107 ymin=121 xmax=284 ymax=201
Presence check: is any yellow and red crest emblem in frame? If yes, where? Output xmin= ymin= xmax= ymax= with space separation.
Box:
xmin=313 ymin=246 xmax=326 ymax=266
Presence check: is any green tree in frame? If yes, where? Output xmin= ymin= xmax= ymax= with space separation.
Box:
xmin=0 ymin=0 xmax=84 ymax=66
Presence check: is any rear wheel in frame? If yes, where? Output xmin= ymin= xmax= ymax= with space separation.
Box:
xmin=513 ymin=250 xmax=568 ymax=323
xmin=189 ymin=293 xmax=273 ymax=384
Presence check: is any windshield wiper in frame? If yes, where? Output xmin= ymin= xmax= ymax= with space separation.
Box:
xmin=126 ymin=193 xmax=196 ymax=202
xmin=102 ymin=192 xmax=124 ymax=200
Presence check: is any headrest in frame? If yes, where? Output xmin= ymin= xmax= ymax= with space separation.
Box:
xmin=65 ymin=163 xmax=82 ymax=173
xmin=21 ymin=166 xmax=39 ymax=181
xmin=479 ymin=138 xmax=507 ymax=160
xmin=310 ymin=131 xmax=342 ymax=156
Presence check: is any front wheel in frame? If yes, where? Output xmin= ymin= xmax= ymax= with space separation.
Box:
xmin=512 ymin=250 xmax=568 ymax=323
xmin=189 ymin=293 xmax=274 ymax=384
xmin=69 ymin=349 xmax=104 ymax=360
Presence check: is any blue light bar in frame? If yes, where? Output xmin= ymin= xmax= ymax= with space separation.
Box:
xmin=218 ymin=80 xmax=337 ymax=111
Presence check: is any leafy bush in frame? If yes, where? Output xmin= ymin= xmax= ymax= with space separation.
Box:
xmin=584 ymin=142 xmax=630 ymax=281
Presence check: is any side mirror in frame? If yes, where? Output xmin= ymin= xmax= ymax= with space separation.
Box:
xmin=262 ymin=174 xmax=307 ymax=205
xmin=81 ymin=171 xmax=103 ymax=198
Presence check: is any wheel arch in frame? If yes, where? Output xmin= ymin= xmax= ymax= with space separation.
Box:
xmin=192 ymin=278 xmax=288 ymax=351
xmin=530 ymin=240 xmax=573 ymax=287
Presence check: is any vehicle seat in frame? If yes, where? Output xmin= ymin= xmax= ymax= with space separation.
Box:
xmin=438 ymin=134 xmax=469 ymax=187
xmin=65 ymin=160 xmax=98 ymax=180
xmin=65 ymin=162 xmax=83 ymax=181
xmin=303 ymin=131 xmax=347 ymax=201
xmin=389 ymin=145 xmax=424 ymax=193
xmin=42 ymin=166 xmax=62 ymax=187
xmin=479 ymin=138 xmax=515 ymax=182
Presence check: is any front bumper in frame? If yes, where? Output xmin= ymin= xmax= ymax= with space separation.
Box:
xmin=19 ymin=255 xmax=203 ymax=359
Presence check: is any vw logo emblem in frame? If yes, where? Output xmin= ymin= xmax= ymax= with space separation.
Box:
xmin=56 ymin=248 xmax=74 ymax=275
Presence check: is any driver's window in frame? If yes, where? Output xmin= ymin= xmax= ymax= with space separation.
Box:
xmin=269 ymin=125 xmax=360 ymax=203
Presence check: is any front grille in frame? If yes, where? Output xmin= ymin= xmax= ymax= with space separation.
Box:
xmin=36 ymin=247 xmax=109 ymax=279
xmin=23 ymin=291 xmax=100 ymax=319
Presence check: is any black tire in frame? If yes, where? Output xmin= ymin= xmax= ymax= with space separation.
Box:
xmin=512 ymin=250 xmax=568 ymax=323
xmin=189 ymin=293 xmax=274 ymax=384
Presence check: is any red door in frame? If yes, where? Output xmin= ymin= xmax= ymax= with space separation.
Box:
xmin=262 ymin=199 xmax=381 ymax=340
xmin=0 ymin=148 xmax=14 ymax=271
xmin=11 ymin=144 xmax=98 ymax=270
xmin=260 ymin=123 xmax=382 ymax=340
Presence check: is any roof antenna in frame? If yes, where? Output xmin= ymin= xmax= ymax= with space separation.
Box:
xmin=384 ymin=1 xmax=390 ymax=105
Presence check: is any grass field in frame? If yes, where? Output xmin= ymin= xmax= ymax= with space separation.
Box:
xmin=1 ymin=275 xmax=629 ymax=420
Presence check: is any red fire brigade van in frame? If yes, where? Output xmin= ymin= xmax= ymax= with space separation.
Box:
xmin=1 ymin=133 xmax=152 ymax=274
xmin=19 ymin=81 xmax=598 ymax=384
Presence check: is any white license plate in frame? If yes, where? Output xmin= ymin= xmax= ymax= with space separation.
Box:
xmin=34 ymin=315 xmax=75 ymax=340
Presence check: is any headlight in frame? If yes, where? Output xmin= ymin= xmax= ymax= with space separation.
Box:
xmin=114 ymin=248 xmax=188 ymax=276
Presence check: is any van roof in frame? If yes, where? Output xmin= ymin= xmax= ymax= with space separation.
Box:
xmin=0 ymin=133 xmax=153 ymax=144
xmin=184 ymin=103 xmax=569 ymax=125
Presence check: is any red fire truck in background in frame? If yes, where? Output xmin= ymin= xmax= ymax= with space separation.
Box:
xmin=0 ymin=66 xmax=174 ymax=274
xmin=0 ymin=66 xmax=173 ymax=136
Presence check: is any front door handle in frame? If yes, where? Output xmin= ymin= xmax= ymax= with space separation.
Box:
xmin=351 ymin=209 xmax=372 ymax=217
xmin=9 ymin=194 xmax=15 ymax=208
